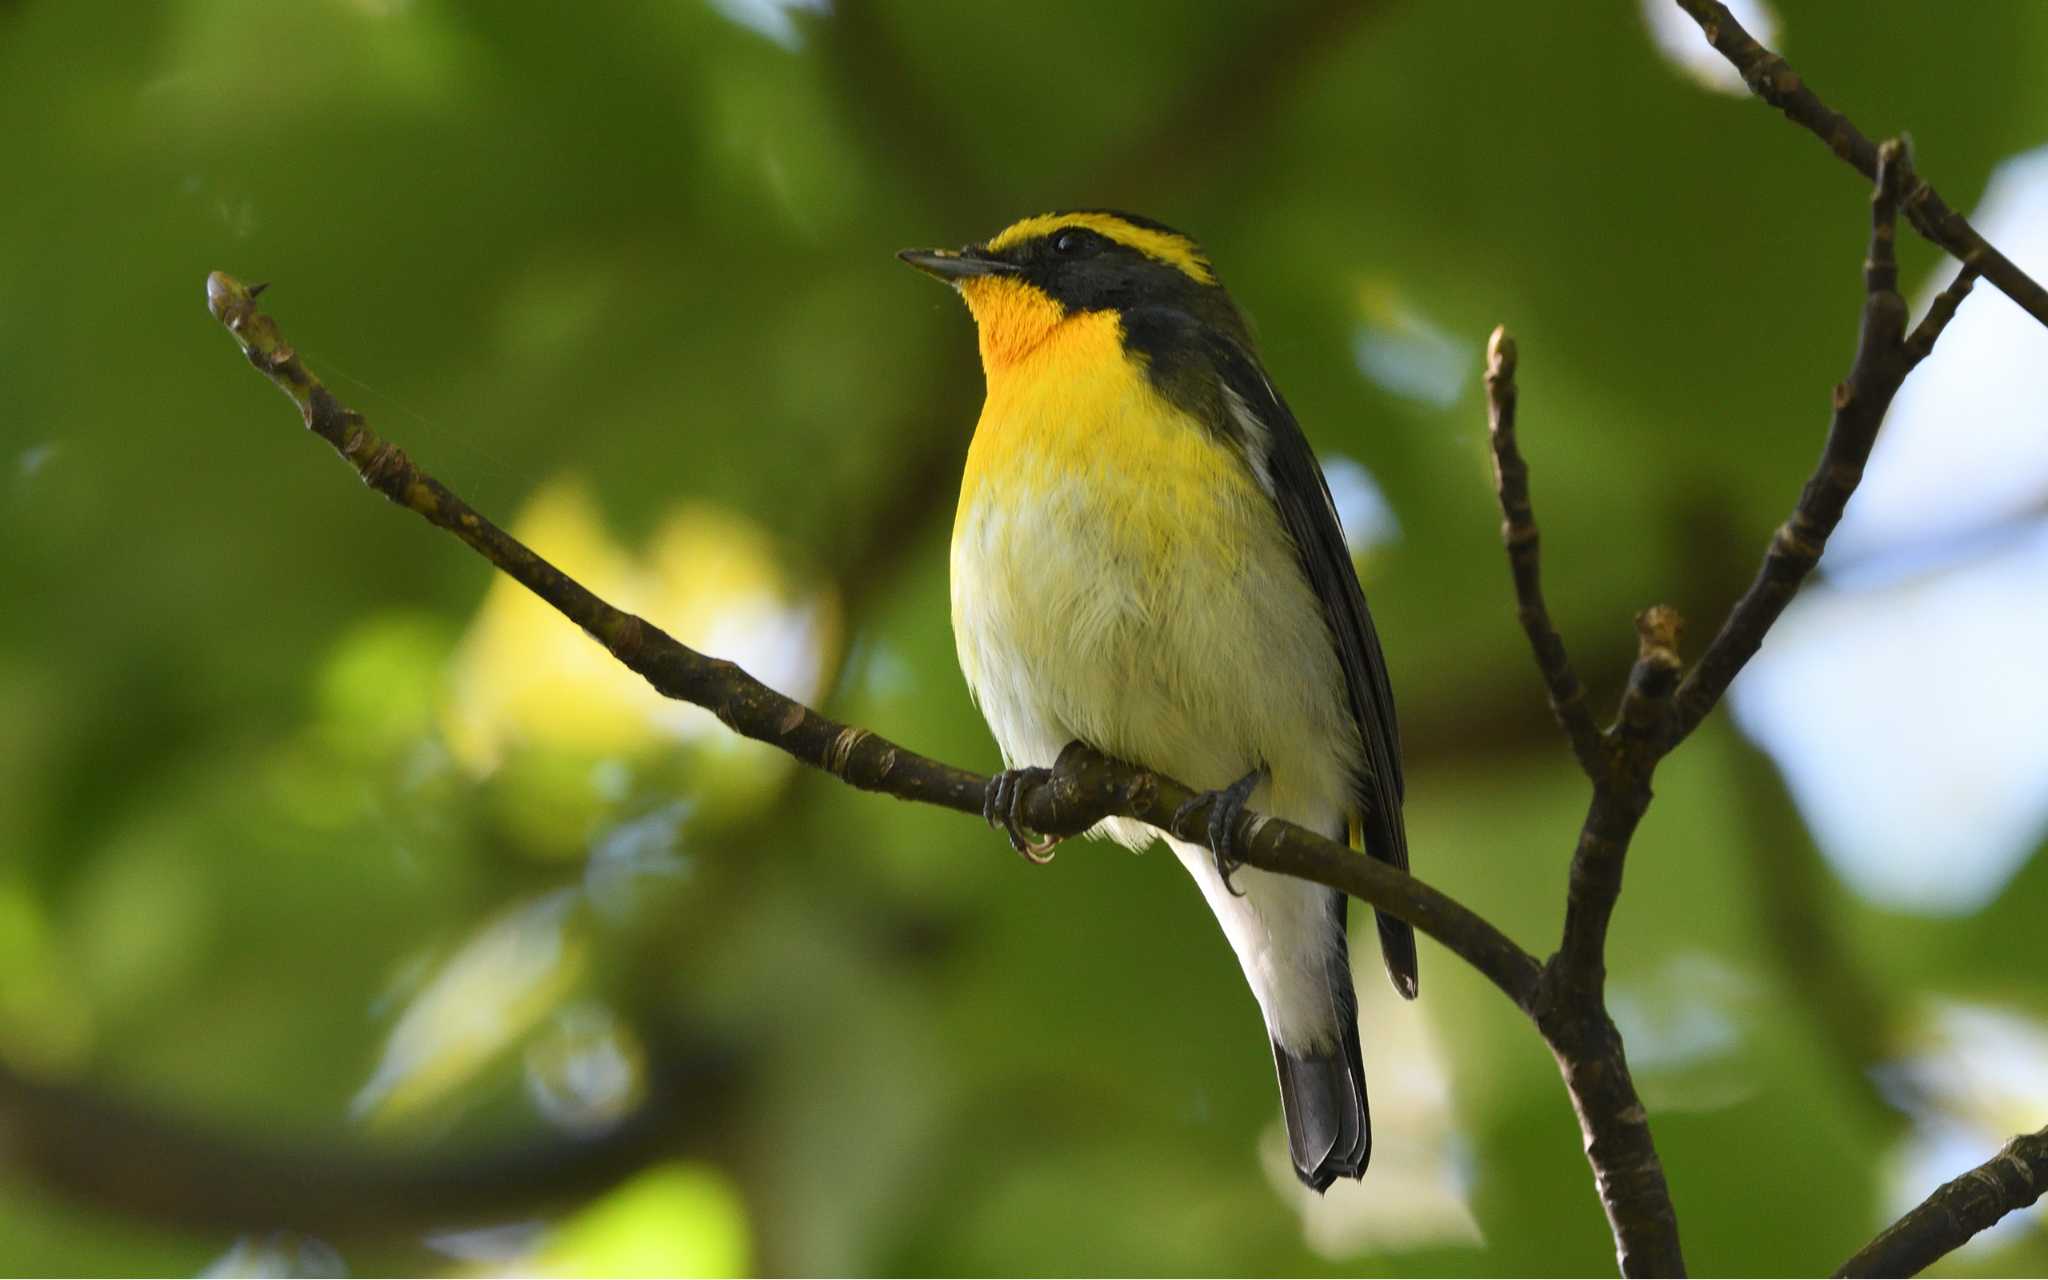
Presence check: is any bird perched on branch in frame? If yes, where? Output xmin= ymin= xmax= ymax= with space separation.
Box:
xmin=901 ymin=211 xmax=1415 ymax=1190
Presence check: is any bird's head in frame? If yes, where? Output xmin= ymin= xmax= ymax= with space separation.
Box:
xmin=900 ymin=210 xmax=1235 ymax=372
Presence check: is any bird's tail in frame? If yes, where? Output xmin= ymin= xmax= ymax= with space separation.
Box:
xmin=1272 ymin=906 xmax=1370 ymax=1191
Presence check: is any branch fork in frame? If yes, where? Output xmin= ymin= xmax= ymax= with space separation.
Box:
xmin=1479 ymin=128 xmax=1996 ymax=1276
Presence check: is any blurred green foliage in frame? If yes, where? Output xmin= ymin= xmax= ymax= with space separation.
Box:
xmin=2 ymin=0 xmax=2047 ymax=1274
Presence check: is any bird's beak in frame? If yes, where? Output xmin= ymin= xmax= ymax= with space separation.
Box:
xmin=897 ymin=246 xmax=1020 ymax=282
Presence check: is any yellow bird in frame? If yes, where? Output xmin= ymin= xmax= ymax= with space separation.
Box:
xmin=901 ymin=211 xmax=1415 ymax=1190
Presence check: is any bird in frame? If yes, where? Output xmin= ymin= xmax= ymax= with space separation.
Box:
xmin=900 ymin=210 xmax=1415 ymax=1191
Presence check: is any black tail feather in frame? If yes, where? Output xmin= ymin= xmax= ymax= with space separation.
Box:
xmin=1272 ymin=1033 xmax=1370 ymax=1191
xmin=1272 ymin=897 xmax=1371 ymax=1191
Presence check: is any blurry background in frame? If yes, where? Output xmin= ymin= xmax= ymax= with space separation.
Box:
xmin=3 ymin=0 xmax=2047 ymax=1274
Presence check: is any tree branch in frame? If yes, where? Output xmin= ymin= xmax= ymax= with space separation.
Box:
xmin=1532 ymin=617 xmax=1683 ymax=1275
xmin=1668 ymin=143 xmax=1976 ymax=743
xmin=201 ymin=271 xmax=1545 ymax=1014
xmin=1555 ymin=609 xmax=1680 ymax=995
xmin=1536 ymin=996 xmax=1684 ymax=1277
xmin=1673 ymin=0 xmax=2043 ymax=330
xmin=1484 ymin=327 xmax=1604 ymax=777
xmin=1834 ymin=1124 xmax=2048 ymax=1278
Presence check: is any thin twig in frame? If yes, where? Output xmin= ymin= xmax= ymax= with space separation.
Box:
xmin=1552 ymin=611 xmax=1682 ymax=995
xmin=1485 ymin=327 xmax=1604 ymax=776
xmin=1614 ymin=606 xmax=1683 ymax=746
xmin=1673 ymin=0 xmax=2040 ymax=329
xmin=1834 ymin=1124 xmax=2048 ymax=1278
xmin=1551 ymin=605 xmax=1682 ymax=991
xmin=1904 ymin=267 xmax=1980 ymax=368
xmin=1668 ymin=140 xmax=1971 ymax=743
xmin=202 ymin=270 xmax=1545 ymax=1013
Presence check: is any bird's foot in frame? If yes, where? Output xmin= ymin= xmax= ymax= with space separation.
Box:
xmin=1173 ymin=767 xmax=1265 ymax=897
xmin=984 ymin=766 xmax=1060 ymax=864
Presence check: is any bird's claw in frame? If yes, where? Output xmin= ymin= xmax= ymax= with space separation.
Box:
xmin=1173 ymin=767 xmax=1264 ymax=897
xmin=984 ymin=766 xmax=1060 ymax=863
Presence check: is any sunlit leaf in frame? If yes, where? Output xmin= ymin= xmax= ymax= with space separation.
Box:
xmin=530 ymin=1162 xmax=749 ymax=1278
xmin=353 ymin=890 xmax=587 ymax=1125
xmin=441 ymin=479 xmax=837 ymax=825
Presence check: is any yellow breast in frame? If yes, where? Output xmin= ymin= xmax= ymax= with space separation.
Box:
xmin=952 ymin=305 xmax=1265 ymax=579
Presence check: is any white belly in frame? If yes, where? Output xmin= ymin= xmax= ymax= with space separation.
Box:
xmin=951 ymin=465 xmax=1365 ymax=1051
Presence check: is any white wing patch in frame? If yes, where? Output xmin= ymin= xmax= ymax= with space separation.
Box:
xmin=1221 ymin=381 xmax=1279 ymax=501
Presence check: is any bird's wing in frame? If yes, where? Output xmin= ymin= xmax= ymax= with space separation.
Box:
xmin=1200 ymin=328 xmax=1418 ymax=999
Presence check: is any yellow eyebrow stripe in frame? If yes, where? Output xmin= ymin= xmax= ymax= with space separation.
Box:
xmin=987 ymin=212 xmax=1216 ymax=285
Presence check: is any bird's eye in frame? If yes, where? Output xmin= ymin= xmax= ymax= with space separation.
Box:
xmin=1052 ymin=229 xmax=1088 ymax=256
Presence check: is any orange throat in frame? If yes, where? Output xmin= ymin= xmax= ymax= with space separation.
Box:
xmin=959 ymin=276 xmax=1071 ymax=375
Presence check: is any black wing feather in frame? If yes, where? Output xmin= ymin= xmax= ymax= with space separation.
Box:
xmin=1206 ymin=331 xmax=1418 ymax=999
xmin=1120 ymin=305 xmax=1416 ymax=998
